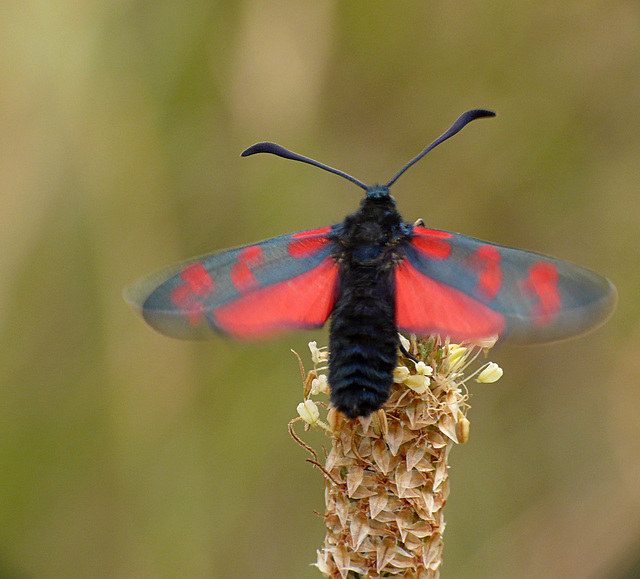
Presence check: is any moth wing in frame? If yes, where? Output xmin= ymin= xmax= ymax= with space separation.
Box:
xmin=395 ymin=226 xmax=616 ymax=344
xmin=125 ymin=227 xmax=339 ymax=339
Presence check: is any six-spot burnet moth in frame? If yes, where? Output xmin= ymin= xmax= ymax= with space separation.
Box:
xmin=125 ymin=109 xmax=617 ymax=418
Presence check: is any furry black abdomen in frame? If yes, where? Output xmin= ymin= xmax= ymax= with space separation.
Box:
xmin=328 ymin=265 xmax=398 ymax=418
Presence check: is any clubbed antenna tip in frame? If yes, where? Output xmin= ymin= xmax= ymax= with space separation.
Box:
xmin=241 ymin=142 xmax=368 ymax=190
xmin=385 ymin=109 xmax=496 ymax=188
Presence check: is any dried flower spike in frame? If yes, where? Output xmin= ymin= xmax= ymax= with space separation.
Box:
xmin=290 ymin=336 xmax=503 ymax=578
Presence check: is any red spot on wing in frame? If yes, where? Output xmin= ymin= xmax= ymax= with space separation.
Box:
xmin=237 ymin=245 xmax=264 ymax=267
xmin=469 ymin=244 xmax=503 ymax=301
xmin=230 ymin=245 xmax=266 ymax=293
xmin=292 ymin=227 xmax=332 ymax=238
xmin=411 ymin=228 xmax=452 ymax=259
xmin=288 ymin=227 xmax=332 ymax=258
xmin=181 ymin=263 xmax=215 ymax=296
xmin=521 ymin=261 xmax=561 ymax=326
xmin=395 ymin=259 xmax=505 ymax=341
xmin=214 ymin=258 xmax=338 ymax=339
xmin=171 ymin=283 xmax=191 ymax=304
xmin=170 ymin=263 xmax=216 ymax=327
xmin=230 ymin=262 xmax=258 ymax=293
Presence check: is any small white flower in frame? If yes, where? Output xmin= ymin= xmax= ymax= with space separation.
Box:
xmin=414 ymin=361 xmax=433 ymax=376
xmin=310 ymin=374 xmax=329 ymax=395
xmin=393 ymin=366 xmax=410 ymax=383
xmin=398 ymin=334 xmax=411 ymax=351
xmin=476 ymin=362 xmax=503 ymax=383
xmin=447 ymin=345 xmax=468 ymax=368
xmin=297 ymin=399 xmax=320 ymax=425
xmin=404 ymin=374 xmax=429 ymax=394
xmin=309 ymin=341 xmax=328 ymax=364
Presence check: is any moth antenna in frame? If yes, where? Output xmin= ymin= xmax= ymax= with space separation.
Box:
xmin=385 ymin=109 xmax=496 ymax=188
xmin=242 ymin=142 xmax=368 ymax=191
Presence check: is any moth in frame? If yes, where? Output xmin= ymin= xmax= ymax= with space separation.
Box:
xmin=125 ymin=110 xmax=617 ymax=418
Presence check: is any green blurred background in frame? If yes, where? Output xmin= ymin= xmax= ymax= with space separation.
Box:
xmin=1 ymin=1 xmax=639 ymax=578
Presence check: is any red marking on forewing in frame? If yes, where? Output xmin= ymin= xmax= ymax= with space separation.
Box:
xmin=469 ymin=244 xmax=503 ymax=301
xmin=181 ymin=263 xmax=215 ymax=296
xmin=237 ymin=245 xmax=264 ymax=267
xmin=171 ymin=283 xmax=191 ymax=304
xmin=521 ymin=261 xmax=561 ymax=326
xmin=288 ymin=228 xmax=332 ymax=258
xmin=230 ymin=262 xmax=258 ymax=293
xmin=230 ymin=245 xmax=266 ymax=293
xmin=395 ymin=259 xmax=505 ymax=340
xmin=170 ymin=263 xmax=216 ymax=327
xmin=214 ymin=258 xmax=338 ymax=339
xmin=411 ymin=228 xmax=452 ymax=259
xmin=292 ymin=227 xmax=332 ymax=238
